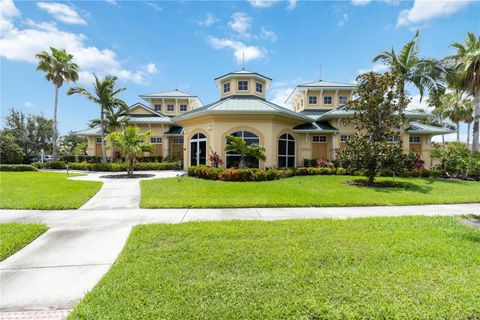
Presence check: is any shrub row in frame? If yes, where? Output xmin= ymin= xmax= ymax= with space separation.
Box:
xmin=188 ymin=165 xmax=348 ymax=182
xmin=32 ymin=161 xmax=181 ymax=171
xmin=0 ymin=164 xmax=38 ymax=172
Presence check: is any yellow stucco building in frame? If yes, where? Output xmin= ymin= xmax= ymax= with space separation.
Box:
xmin=76 ymin=69 xmax=452 ymax=169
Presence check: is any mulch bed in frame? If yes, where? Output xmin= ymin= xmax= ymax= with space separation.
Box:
xmin=344 ymin=180 xmax=405 ymax=188
xmin=100 ymin=174 xmax=155 ymax=179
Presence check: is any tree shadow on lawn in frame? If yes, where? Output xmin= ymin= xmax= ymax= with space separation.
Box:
xmin=347 ymin=178 xmax=433 ymax=194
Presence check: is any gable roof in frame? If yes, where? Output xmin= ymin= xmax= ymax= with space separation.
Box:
xmin=407 ymin=122 xmax=454 ymax=135
xmin=73 ymin=126 xmax=105 ymax=136
xmin=125 ymin=102 xmax=165 ymax=117
xmin=293 ymin=121 xmax=338 ymax=133
xmin=300 ymin=109 xmax=332 ymax=121
xmin=174 ymin=95 xmax=311 ymax=122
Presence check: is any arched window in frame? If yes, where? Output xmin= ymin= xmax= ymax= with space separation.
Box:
xmin=225 ymin=130 xmax=260 ymax=168
xmin=278 ymin=133 xmax=295 ymax=168
xmin=190 ymin=133 xmax=207 ymax=166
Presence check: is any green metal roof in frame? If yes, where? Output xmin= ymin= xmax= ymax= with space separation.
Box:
xmin=298 ymin=80 xmax=356 ymax=88
xmin=139 ymin=89 xmax=197 ymax=99
xmin=164 ymin=126 xmax=184 ymax=136
xmin=73 ymin=126 xmax=105 ymax=136
xmin=299 ymin=109 xmax=331 ymax=120
xmin=318 ymin=106 xmax=432 ymax=121
xmin=407 ymin=122 xmax=454 ymax=135
xmin=214 ymin=69 xmax=272 ymax=81
xmin=122 ymin=115 xmax=174 ymax=124
xmin=174 ymin=95 xmax=311 ymax=122
xmin=293 ymin=121 xmax=338 ymax=133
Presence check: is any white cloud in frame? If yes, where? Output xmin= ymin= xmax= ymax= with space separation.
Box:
xmin=269 ymin=79 xmax=304 ymax=109
xmin=0 ymin=2 xmax=156 ymax=84
xmin=287 ymin=0 xmax=297 ymax=10
xmin=357 ymin=62 xmax=389 ymax=74
xmin=207 ymin=36 xmax=265 ymax=64
xmin=228 ymin=12 xmax=252 ymax=34
xmin=397 ymin=0 xmax=472 ymax=27
xmin=260 ymin=27 xmax=277 ymax=42
xmin=198 ymin=13 xmax=217 ymax=26
xmin=0 ymin=0 xmax=21 ymax=30
xmin=351 ymin=0 xmax=371 ymax=5
xmin=338 ymin=13 xmax=349 ymax=26
xmin=146 ymin=2 xmax=162 ymax=12
xmin=248 ymin=0 xmax=276 ymax=8
xmin=145 ymin=63 xmax=157 ymax=74
xmin=24 ymin=101 xmax=34 ymax=108
xmin=407 ymin=94 xmax=430 ymax=111
xmin=37 ymin=2 xmax=86 ymax=25
xmin=105 ymin=0 xmax=117 ymax=5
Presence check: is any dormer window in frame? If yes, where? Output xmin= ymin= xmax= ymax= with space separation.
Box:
xmin=256 ymin=83 xmax=263 ymax=93
xmin=154 ymin=104 xmax=162 ymax=112
xmin=180 ymin=104 xmax=187 ymax=112
xmin=324 ymin=96 xmax=332 ymax=105
xmin=308 ymin=96 xmax=317 ymax=105
xmin=238 ymin=80 xmax=248 ymax=91
xmin=339 ymin=96 xmax=348 ymax=105
xmin=223 ymin=82 xmax=230 ymax=93
xmin=167 ymin=104 xmax=174 ymax=112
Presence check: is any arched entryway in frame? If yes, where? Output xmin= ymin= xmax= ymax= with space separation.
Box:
xmin=225 ymin=130 xmax=260 ymax=168
xmin=278 ymin=133 xmax=296 ymax=168
xmin=190 ymin=133 xmax=207 ymax=166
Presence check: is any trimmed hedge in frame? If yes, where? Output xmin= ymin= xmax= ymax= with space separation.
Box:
xmin=0 ymin=164 xmax=38 ymax=172
xmin=32 ymin=161 xmax=182 ymax=171
xmin=188 ymin=165 xmax=348 ymax=182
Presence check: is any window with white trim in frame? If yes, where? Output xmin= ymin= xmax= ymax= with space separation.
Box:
xmin=256 ymin=83 xmax=263 ymax=93
xmin=308 ymin=96 xmax=317 ymax=104
xmin=180 ymin=104 xmax=187 ymax=112
xmin=167 ymin=104 xmax=174 ymax=112
xmin=339 ymin=96 xmax=348 ymax=105
xmin=154 ymin=104 xmax=162 ymax=112
xmin=386 ymin=136 xmax=396 ymax=143
xmin=226 ymin=130 xmax=259 ymax=168
xmin=173 ymin=137 xmax=184 ymax=144
xmin=223 ymin=82 xmax=230 ymax=93
xmin=340 ymin=135 xmax=349 ymax=142
xmin=150 ymin=137 xmax=162 ymax=144
xmin=324 ymin=96 xmax=332 ymax=105
xmin=238 ymin=80 xmax=248 ymax=91
xmin=96 ymin=137 xmax=102 ymax=144
xmin=409 ymin=136 xmax=421 ymax=144
xmin=312 ymin=135 xmax=327 ymax=143
xmin=278 ymin=133 xmax=295 ymax=168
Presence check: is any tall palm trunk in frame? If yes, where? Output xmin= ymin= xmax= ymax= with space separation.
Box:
xmin=100 ymin=106 xmax=107 ymax=163
xmin=52 ymin=86 xmax=59 ymax=161
xmin=467 ymin=122 xmax=471 ymax=147
xmin=473 ymin=86 xmax=480 ymax=154
xmin=456 ymin=121 xmax=460 ymax=142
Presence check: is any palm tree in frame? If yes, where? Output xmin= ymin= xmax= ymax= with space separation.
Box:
xmin=36 ymin=47 xmax=79 ymax=161
xmin=89 ymin=104 xmax=129 ymax=162
xmin=464 ymin=100 xmax=474 ymax=147
xmin=67 ymin=74 xmax=127 ymax=162
xmin=225 ymin=135 xmax=266 ymax=168
xmin=373 ymin=30 xmax=444 ymax=145
xmin=449 ymin=32 xmax=480 ymax=154
xmin=106 ymin=126 xmax=153 ymax=176
xmin=439 ymin=90 xmax=473 ymax=142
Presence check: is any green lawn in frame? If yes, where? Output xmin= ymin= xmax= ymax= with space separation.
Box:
xmin=68 ymin=217 xmax=480 ymax=319
xmin=0 ymin=223 xmax=48 ymax=261
xmin=141 ymin=175 xmax=480 ymax=208
xmin=0 ymin=172 xmax=102 ymax=209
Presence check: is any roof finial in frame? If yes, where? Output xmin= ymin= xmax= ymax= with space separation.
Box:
xmin=319 ymin=65 xmax=322 ymax=81
xmin=242 ymin=51 xmax=245 ymax=70
xmin=175 ymin=76 xmax=178 ymax=90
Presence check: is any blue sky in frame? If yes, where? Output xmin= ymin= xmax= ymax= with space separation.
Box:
xmin=1 ymin=0 xmax=479 ymax=141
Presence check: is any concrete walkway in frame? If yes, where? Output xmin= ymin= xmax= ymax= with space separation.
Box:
xmin=1 ymin=170 xmax=479 ymax=319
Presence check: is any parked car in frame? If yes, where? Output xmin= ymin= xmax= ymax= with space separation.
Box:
xmin=44 ymin=155 xmax=54 ymax=162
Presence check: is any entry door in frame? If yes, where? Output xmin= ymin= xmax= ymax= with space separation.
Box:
xmin=190 ymin=133 xmax=207 ymax=166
